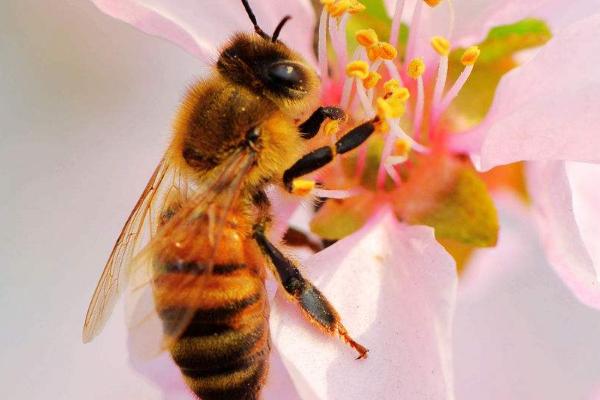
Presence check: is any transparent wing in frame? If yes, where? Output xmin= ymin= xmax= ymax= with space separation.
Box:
xmin=117 ymin=150 xmax=256 ymax=360
xmin=82 ymin=157 xmax=183 ymax=343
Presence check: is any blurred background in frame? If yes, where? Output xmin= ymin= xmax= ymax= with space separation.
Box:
xmin=2 ymin=1 xmax=600 ymax=399
xmin=1 ymin=1 xmax=201 ymax=398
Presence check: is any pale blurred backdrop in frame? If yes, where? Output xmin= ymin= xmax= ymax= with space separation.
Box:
xmin=2 ymin=1 xmax=600 ymax=400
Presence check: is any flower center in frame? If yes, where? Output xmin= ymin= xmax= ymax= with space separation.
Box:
xmin=293 ymin=0 xmax=481 ymax=198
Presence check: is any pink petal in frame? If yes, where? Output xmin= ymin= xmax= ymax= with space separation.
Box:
xmin=267 ymin=186 xmax=304 ymax=241
xmin=92 ymin=0 xmax=316 ymax=65
xmin=458 ymin=193 xmax=532 ymax=300
xmin=383 ymin=0 xmax=553 ymax=63
xmin=261 ymin=348 xmax=303 ymax=400
xmin=526 ymin=161 xmax=600 ymax=309
xmin=270 ymin=209 xmax=457 ymax=399
xmin=454 ymin=194 xmax=600 ymax=399
xmin=568 ymin=162 xmax=600 ymax=286
xmin=473 ymin=13 xmax=600 ymax=169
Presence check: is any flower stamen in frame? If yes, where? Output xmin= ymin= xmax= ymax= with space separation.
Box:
xmin=329 ymin=13 xmax=350 ymax=76
xmin=434 ymin=46 xmax=480 ymax=126
xmin=407 ymin=58 xmax=426 ymax=139
xmin=312 ymin=187 xmax=360 ymax=199
xmin=406 ymin=0 xmax=423 ymax=62
xmin=378 ymin=127 xmax=402 ymax=188
xmin=346 ymin=60 xmax=370 ymax=79
xmin=431 ymin=36 xmax=451 ymax=126
xmin=363 ymin=71 xmax=382 ymax=89
xmin=389 ymin=0 xmax=406 ymax=48
xmin=318 ymin=6 xmax=329 ymax=83
xmin=395 ymin=138 xmax=412 ymax=156
xmin=356 ymin=28 xmax=378 ymax=48
xmin=340 ymin=47 xmax=366 ymax=107
xmin=292 ymin=179 xmax=316 ymax=196
xmin=384 ymin=60 xmax=403 ymax=83
xmin=327 ymin=0 xmax=366 ymax=18
xmin=356 ymin=80 xmax=376 ymax=117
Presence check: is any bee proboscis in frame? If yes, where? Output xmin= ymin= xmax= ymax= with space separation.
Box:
xmin=83 ymin=1 xmax=375 ymax=399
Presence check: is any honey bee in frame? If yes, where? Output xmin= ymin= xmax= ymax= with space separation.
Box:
xmin=83 ymin=1 xmax=376 ymax=399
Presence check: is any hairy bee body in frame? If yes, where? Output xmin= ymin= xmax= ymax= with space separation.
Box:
xmin=172 ymin=73 xmax=305 ymax=188
xmin=153 ymin=45 xmax=309 ymax=396
xmin=154 ymin=209 xmax=270 ymax=400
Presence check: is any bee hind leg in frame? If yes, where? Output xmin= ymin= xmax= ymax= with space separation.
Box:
xmin=253 ymin=229 xmax=368 ymax=359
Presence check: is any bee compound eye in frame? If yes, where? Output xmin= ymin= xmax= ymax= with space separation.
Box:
xmin=246 ymin=127 xmax=260 ymax=143
xmin=267 ymin=62 xmax=303 ymax=87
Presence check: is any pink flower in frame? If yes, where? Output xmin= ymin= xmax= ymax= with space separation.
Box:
xmin=87 ymin=0 xmax=600 ymax=398
xmin=447 ymin=2 xmax=600 ymax=309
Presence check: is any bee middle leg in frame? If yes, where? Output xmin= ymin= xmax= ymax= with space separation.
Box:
xmin=253 ymin=227 xmax=368 ymax=359
xmin=283 ymin=118 xmax=377 ymax=191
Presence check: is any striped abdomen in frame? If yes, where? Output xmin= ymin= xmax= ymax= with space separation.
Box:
xmin=153 ymin=255 xmax=270 ymax=400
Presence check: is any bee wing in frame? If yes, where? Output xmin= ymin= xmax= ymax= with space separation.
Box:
xmin=121 ymin=150 xmax=257 ymax=360
xmin=82 ymin=157 xmax=182 ymax=343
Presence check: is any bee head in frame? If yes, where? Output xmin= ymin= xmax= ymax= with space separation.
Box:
xmin=216 ymin=1 xmax=319 ymax=114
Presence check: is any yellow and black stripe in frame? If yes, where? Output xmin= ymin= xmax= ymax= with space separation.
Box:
xmin=155 ymin=260 xmax=269 ymax=400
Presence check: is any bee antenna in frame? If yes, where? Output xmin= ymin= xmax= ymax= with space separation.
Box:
xmin=241 ymin=0 xmax=270 ymax=39
xmin=272 ymin=15 xmax=292 ymax=42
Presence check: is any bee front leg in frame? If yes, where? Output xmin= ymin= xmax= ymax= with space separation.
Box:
xmin=283 ymin=118 xmax=376 ymax=192
xmin=253 ymin=229 xmax=368 ymax=359
xmin=298 ymin=106 xmax=346 ymax=139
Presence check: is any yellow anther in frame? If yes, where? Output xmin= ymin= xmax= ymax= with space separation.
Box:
xmin=363 ymin=71 xmax=382 ymax=89
xmin=383 ymin=79 xmax=401 ymax=93
xmin=395 ymin=138 xmax=412 ymax=156
xmin=324 ymin=120 xmax=340 ymax=136
xmin=355 ymin=29 xmax=379 ymax=48
xmin=327 ymin=0 xmax=349 ymax=17
xmin=320 ymin=0 xmax=336 ymax=4
xmin=347 ymin=0 xmax=366 ymax=14
xmin=384 ymin=80 xmax=410 ymax=102
xmin=366 ymin=45 xmax=380 ymax=61
xmin=376 ymin=97 xmax=393 ymax=120
xmin=461 ymin=46 xmax=481 ymax=65
xmin=387 ymin=87 xmax=410 ymax=102
xmin=423 ymin=0 xmax=441 ymax=6
xmin=376 ymin=97 xmax=405 ymax=120
xmin=292 ymin=179 xmax=316 ymax=196
xmin=346 ymin=60 xmax=370 ymax=79
xmin=366 ymin=42 xmax=397 ymax=61
xmin=327 ymin=0 xmax=365 ymax=17
xmin=374 ymin=118 xmax=390 ymax=133
xmin=390 ymin=102 xmax=406 ymax=119
xmin=386 ymin=97 xmax=406 ymax=118
xmin=431 ymin=36 xmax=451 ymax=56
xmin=407 ymin=58 xmax=426 ymax=79
xmin=378 ymin=42 xmax=398 ymax=60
